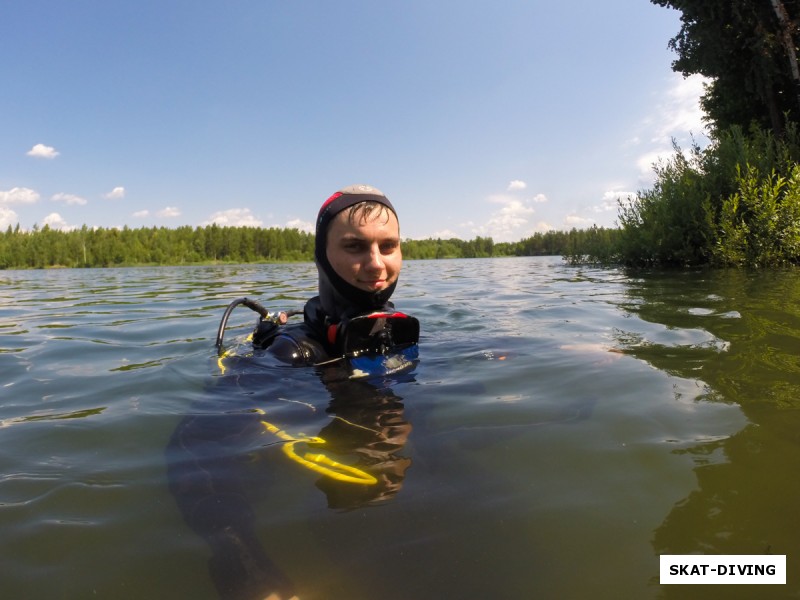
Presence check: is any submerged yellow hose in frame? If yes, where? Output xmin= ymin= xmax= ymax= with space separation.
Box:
xmin=220 ymin=347 xmax=378 ymax=485
xmin=259 ymin=412 xmax=377 ymax=485
xmin=217 ymin=333 xmax=254 ymax=375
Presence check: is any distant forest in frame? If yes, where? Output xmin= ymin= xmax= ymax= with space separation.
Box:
xmin=0 ymin=223 xmax=616 ymax=269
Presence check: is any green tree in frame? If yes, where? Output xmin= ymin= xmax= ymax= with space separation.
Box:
xmin=653 ymin=0 xmax=800 ymax=135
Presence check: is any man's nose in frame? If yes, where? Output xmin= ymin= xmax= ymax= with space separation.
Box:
xmin=366 ymin=245 xmax=384 ymax=269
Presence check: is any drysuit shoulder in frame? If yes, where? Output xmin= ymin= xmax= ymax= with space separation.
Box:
xmin=254 ymin=322 xmax=330 ymax=366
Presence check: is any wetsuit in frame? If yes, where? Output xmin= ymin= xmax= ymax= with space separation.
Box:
xmin=167 ymin=184 xmax=416 ymax=599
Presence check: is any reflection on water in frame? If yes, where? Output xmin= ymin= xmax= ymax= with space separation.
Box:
xmin=0 ymin=259 xmax=799 ymax=598
xmin=614 ymin=268 xmax=800 ymax=599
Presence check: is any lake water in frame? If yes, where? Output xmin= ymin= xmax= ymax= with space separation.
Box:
xmin=1 ymin=256 xmax=798 ymax=599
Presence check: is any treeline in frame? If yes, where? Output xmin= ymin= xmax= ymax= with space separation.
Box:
xmin=403 ymin=230 xmax=617 ymax=259
xmin=0 ymin=224 xmax=315 ymax=268
xmin=0 ymin=222 xmax=618 ymax=269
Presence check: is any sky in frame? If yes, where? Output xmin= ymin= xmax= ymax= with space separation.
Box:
xmin=1 ymin=0 xmax=709 ymax=243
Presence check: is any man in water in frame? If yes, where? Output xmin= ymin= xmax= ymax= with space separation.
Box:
xmin=168 ymin=184 xmax=415 ymax=600
xmin=264 ymin=183 xmax=407 ymax=364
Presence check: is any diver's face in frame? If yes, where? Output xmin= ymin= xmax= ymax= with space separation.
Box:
xmin=326 ymin=207 xmax=402 ymax=293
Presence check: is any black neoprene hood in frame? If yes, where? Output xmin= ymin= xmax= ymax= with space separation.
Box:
xmin=314 ymin=184 xmax=399 ymax=321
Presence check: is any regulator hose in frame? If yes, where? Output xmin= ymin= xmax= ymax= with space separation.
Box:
xmin=215 ymin=297 xmax=302 ymax=354
xmin=215 ymin=297 xmax=270 ymax=352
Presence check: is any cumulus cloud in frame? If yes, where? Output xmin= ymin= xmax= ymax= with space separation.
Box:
xmin=42 ymin=212 xmax=76 ymax=231
xmin=507 ymin=180 xmax=527 ymax=191
xmin=636 ymin=150 xmax=666 ymax=180
xmin=475 ymin=196 xmax=536 ymax=242
xmin=564 ymin=214 xmax=594 ymax=228
xmin=487 ymin=193 xmax=517 ymax=205
xmin=105 ymin=187 xmax=126 ymax=200
xmin=532 ymin=193 xmax=548 ymax=203
xmin=157 ymin=206 xmax=181 ymax=218
xmin=635 ymin=73 xmax=710 ymax=182
xmin=201 ymin=208 xmax=262 ymax=227
xmin=0 ymin=187 xmax=40 ymax=205
xmin=26 ymin=144 xmax=60 ymax=159
xmin=285 ymin=218 xmax=314 ymax=233
xmin=0 ymin=207 xmax=18 ymax=229
xmin=132 ymin=210 xmax=149 ymax=218
xmin=652 ymin=73 xmax=709 ymax=141
xmin=52 ymin=192 xmax=88 ymax=206
xmin=596 ymin=190 xmax=637 ymax=213
xmin=432 ymin=228 xmax=460 ymax=239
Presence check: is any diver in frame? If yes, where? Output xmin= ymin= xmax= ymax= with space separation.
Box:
xmin=167 ymin=185 xmax=419 ymax=600
xmin=247 ymin=183 xmax=418 ymax=369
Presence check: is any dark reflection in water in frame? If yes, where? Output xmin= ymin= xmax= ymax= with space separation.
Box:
xmin=166 ymin=356 xmax=413 ymax=600
xmin=614 ymin=268 xmax=800 ymax=597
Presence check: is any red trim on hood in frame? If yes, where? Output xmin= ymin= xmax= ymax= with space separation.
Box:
xmin=318 ymin=192 xmax=343 ymax=217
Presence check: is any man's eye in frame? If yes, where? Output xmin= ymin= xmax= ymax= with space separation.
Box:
xmin=381 ymin=241 xmax=399 ymax=253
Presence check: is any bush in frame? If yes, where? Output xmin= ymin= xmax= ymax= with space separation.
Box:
xmin=617 ymin=123 xmax=800 ymax=267
xmin=714 ymin=164 xmax=800 ymax=266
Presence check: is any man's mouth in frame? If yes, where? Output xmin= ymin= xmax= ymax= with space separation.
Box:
xmin=359 ymin=279 xmax=386 ymax=289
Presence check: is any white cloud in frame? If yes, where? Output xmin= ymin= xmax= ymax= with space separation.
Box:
xmin=157 ymin=206 xmax=181 ymax=218
xmin=634 ymin=73 xmax=710 ymax=183
xmin=467 ymin=187 xmax=557 ymax=242
xmin=52 ymin=192 xmax=88 ymax=206
xmin=475 ymin=196 xmax=536 ymax=242
xmin=0 ymin=207 xmax=18 ymax=229
xmin=0 ymin=187 xmax=40 ymax=205
xmin=486 ymin=193 xmax=511 ymax=204
xmin=42 ymin=212 xmax=76 ymax=231
xmin=26 ymin=143 xmax=60 ymax=159
xmin=432 ymin=229 xmax=460 ymax=239
xmin=653 ymin=73 xmax=709 ymax=140
xmin=636 ymin=150 xmax=666 ymax=180
xmin=564 ymin=214 xmax=594 ymax=228
xmin=132 ymin=210 xmax=149 ymax=218
xmin=285 ymin=218 xmax=314 ymax=233
xmin=635 ymin=145 xmax=699 ymax=185
xmin=201 ymin=208 xmax=262 ymax=227
xmin=497 ymin=199 xmax=534 ymax=220
xmin=597 ymin=190 xmax=637 ymax=213
xmin=105 ymin=187 xmax=126 ymax=200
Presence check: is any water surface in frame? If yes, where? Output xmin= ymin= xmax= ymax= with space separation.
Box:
xmin=1 ymin=258 xmax=798 ymax=599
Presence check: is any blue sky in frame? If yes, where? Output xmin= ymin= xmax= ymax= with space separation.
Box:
xmin=1 ymin=0 xmax=708 ymax=242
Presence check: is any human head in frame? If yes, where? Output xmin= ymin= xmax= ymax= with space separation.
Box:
xmin=315 ymin=184 xmax=401 ymax=319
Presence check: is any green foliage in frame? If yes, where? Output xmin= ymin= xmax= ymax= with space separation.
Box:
xmin=0 ymin=225 xmax=315 ymax=269
xmin=652 ymin=0 xmax=800 ymax=135
xmin=644 ymin=0 xmax=800 ymax=271
xmin=562 ymin=226 xmax=622 ymax=265
xmin=715 ymin=164 xmax=800 ymax=266
xmin=618 ymin=140 xmax=713 ymax=266
xmin=402 ymin=236 xmax=496 ymax=259
xmin=400 ymin=229 xmax=621 ymax=261
xmin=616 ymin=123 xmax=800 ymax=268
